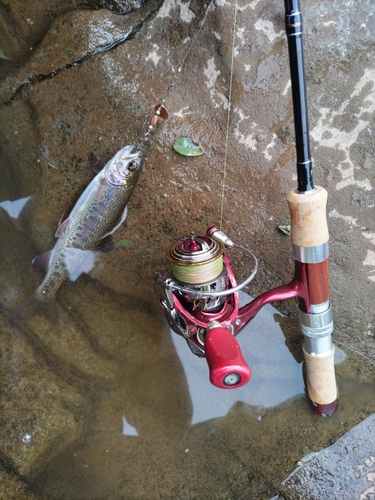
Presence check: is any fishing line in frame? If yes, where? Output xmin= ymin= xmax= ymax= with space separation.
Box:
xmin=137 ymin=0 xmax=239 ymax=236
xmin=137 ymin=0 xmax=215 ymax=150
xmin=219 ymin=0 xmax=238 ymax=231
xmin=175 ymin=1 xmax=215 ymax=76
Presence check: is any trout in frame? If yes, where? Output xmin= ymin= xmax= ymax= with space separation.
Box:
xmin=14 ymin=144 xmax=145 ymax=317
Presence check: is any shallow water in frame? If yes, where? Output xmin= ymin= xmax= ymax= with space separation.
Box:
xmin=0 ymin=227 xmax=374 ymax=499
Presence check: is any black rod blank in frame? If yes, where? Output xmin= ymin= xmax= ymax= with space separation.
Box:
xmin=284 ymin=0 xmax=314 ymax=192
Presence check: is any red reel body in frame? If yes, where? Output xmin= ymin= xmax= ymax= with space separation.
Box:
xmin=158 ymin=229 xmax=257 ymax=388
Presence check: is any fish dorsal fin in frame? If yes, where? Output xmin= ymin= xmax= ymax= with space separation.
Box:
xmin=32 ymin=250 xmax=53 ymax=273
xmin=55 ymin=217 xmax=70 ymax=237
xmin=89 ymin=153 xmax=106 ymax=174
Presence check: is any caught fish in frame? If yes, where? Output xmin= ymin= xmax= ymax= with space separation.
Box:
xmin=14 ymin=144 xmax=145 ymax=318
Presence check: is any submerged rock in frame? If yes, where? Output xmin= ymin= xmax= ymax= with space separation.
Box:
xmin=0 ymin=317 xmax=86 ymax=477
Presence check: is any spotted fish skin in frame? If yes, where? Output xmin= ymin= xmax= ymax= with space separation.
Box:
xmin=31 ymin=144 xmax=145 ymax=304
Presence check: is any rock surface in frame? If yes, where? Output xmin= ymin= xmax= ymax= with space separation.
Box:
xmin=280 ymin=414 xmax=375 ymax=499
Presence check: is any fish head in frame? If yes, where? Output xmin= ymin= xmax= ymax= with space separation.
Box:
xmin=105 ymin=144 xmax=144 ymax=187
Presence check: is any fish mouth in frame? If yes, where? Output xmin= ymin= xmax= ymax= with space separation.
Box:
xmin=108 ymin=145 xmax=141 ymax=169
xmin=117 ymin=144 xmax=143 ymax=162
xmin=118 ymin=144 xmax=136 ymax=156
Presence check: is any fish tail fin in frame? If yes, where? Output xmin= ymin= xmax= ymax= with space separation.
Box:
xmin=8 ymin=293 xmax=58 ymax=326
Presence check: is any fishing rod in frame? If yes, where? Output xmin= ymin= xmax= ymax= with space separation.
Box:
xmin=156 ymin=0 xmax=338 ymax=416
xmin=284 ymin=0 xmax=338 ymax=415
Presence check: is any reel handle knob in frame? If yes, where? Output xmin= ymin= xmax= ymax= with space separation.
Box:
xmin=205 ymin=322 xmax=251 ymax=389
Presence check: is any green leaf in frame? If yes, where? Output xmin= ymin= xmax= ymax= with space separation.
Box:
xmin=117 ymin=239 xmax=134 ymax=248
xmin=173 ymin=137 xmax=204 ymax=157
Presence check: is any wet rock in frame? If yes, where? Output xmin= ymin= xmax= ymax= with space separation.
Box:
xmin=0 ymin=0 xmax=149 ymax=81
xmin=0 ymin=0 xmax=164 ymax=104
xmin=280 ymin=414 xmax=375 ymax=500
xmin=103 ymin=0 xmax=147 ymax=14
xmin=2 ymin=0 xmax=373 ymax=340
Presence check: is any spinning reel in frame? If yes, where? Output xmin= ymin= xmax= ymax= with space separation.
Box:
xmin=158 ymin=226 xmax=258 ymax=389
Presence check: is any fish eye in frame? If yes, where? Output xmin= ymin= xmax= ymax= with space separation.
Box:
xmin=128 ymin=161 xmax=137 ymax=172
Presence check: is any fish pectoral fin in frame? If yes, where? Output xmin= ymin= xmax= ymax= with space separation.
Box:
xmin=101 ymin=206 xmax=128 ymax=239
xmin=95 ymin=179 xmax=107 ymax=203
xmin=64 ymin=247 xmax=101 ymax=282
xmin=32 ymin=250 xmax=53 ymax=273
xmin=89 ymin=152 xmax=106 ymax=174
xmin=55 ymin=217 xmax=71 ymax=237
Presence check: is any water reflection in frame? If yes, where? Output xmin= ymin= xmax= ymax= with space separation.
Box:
xmin=63 ymin=248 xmax=101 ymax=281
xmin=172 ymin=291 xmax=346 ymax=425
xmin=0 ymin=196 xmax=32 ymax=219
xmin=171 ymin=293 xmax=304 ymax=424
xmin=122 ymin=415 xmax=139 ymax=437
xmin=0 ymin=196 xmax=32 ymax=224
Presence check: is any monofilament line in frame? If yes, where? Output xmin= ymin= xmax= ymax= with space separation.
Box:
xmin=177 ymin=0 xmax=215 ymax=75
xmin=219 ymin=0 xmax=238 ymax=230
xmin=138 ymin=0 xmax=214 ymax=150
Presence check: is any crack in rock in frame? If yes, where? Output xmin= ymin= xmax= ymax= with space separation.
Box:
xmin=0 ymin=0 xmax=164 ymax=105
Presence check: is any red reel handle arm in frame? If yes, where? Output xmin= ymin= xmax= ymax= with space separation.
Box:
xmin=204 ymin=322 xmax=251 ymax=389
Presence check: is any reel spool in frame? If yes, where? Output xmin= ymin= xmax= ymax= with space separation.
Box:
xmin=167 ymin=235 xmax=227 ymax=312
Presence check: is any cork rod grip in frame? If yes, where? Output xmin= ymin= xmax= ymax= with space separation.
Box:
xmin=287 ymin=186 xmax=329 ymax=248
xmin=303 ymin=347 xmax=337 ymax=405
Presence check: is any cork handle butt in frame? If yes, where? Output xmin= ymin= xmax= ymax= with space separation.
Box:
xmin=303 ymin=347 xmax=337 ymax=405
